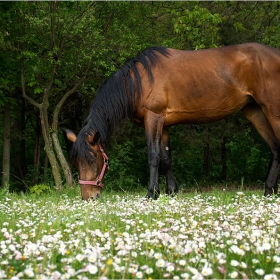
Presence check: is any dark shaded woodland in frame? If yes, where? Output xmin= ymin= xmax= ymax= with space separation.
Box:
xmin=1 ymin=2 xmax=278 ymax=193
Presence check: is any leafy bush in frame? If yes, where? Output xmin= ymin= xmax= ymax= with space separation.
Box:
xmin=29 ymin=184 xmax=51 ymax=196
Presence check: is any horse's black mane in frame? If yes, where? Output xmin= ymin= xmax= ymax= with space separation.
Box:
xmin=70 ymin=46 xmax=170 ymax=163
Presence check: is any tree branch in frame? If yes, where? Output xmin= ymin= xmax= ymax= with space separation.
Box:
xmin=21 ymin=58 xmax=41 ymax=109
xmin=52 ymin=57 xmax=93 ymax=132
xmin=43 ymin=2 xmax=59 ymax=106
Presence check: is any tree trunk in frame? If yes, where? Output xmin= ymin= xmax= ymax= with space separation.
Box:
xmin=221 ymin=136 xmax=228 ymax=181
xmin=44 ymin=155 xmax=49 ymax=183
xmin=21 ymin=58 xmax=63 ymax=189
xmin=19 ymin=5 xmax=93 ymax=189
xmin=203 ymin=142 xmax=210 ymax=178
xmin=39 ymin=105 xmax=63 ymax=189
xmin=34 ymin=116 xmax=41 ymax=184
xmin=50 ymin=72 xmax=92 ymax=189
xmin=52 ymin=132 xmax=73 ymax=188
xmin=20 ymin=95 xmax=27 ymax=179
xmin=2 ymin=102 xmax=11 ymax=189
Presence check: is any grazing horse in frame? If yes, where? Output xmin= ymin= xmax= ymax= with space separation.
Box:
xmin=66 ymin=43 xmax=280 ymax=200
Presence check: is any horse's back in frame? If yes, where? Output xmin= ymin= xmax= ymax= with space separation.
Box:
xmin=137 ymin=43 xmax=280 ymax=126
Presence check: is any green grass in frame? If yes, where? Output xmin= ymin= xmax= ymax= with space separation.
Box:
xmin=0 ymin=186 xmax=279 ymax=279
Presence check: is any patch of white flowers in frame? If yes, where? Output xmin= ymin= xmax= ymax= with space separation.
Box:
xmin=0 ymin=192 xmax=280 ymax=279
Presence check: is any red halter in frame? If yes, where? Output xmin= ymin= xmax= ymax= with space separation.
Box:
xmin=78 ymin=143 xmax=109 ymax=188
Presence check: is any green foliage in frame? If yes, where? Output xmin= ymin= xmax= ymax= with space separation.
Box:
xmin=2 ymin=1 xmax=280 ymax=192
xmin=172 ymin=3 xmax=223 ymax=49
xmin=22 ymin=165 xmax=53 ymax=189
xmin=263 ymin=24 xmax=280 ymax=49
xmin=226 ymin=129 xmax=270 ymax=183
xmin=0 ymin=187 xmax=9 ymax=200
xmin=106 ymin=140 xmax=145 ymax=192
xmin=29 ymin=184 xmax=51 ymax=196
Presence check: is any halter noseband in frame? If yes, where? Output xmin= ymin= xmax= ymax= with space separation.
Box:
xmin=78 ymin=143 xmax=109 ymax=188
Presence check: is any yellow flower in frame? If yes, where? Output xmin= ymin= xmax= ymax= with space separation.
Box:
xmin=106 ymin=259 xmax=113 ymax=266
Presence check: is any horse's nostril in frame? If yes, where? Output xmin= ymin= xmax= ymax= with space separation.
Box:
xmin=96 ymin=193 xmax=101 ymax=199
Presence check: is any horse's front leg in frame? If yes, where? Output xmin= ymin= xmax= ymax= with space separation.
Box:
xmin=145 ymin=113 xmax=164 ymax=199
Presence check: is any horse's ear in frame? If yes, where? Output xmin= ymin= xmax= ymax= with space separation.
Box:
xmin=88 ymin=131 xmax=100 ymax=146
xmin=65 ymin=129 xmax=77 ymax=143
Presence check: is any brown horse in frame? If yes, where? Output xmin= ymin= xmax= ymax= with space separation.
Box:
xmin=66 ymin=43 xmax=280 ymax=200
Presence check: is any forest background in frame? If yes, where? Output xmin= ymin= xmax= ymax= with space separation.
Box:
xmin=1 ymin=1 xmax=280 ymax=193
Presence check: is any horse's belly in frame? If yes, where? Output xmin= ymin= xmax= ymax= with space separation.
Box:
xmin=164 ymin=97 xmax=249 ymax=125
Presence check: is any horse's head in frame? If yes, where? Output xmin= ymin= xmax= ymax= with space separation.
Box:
xmin=65 ymin=129 xmax=109 ymax=201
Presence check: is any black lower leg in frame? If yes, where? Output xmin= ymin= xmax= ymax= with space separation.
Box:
xmin=265 ymin=146 xmax=280 ymax=196
xmin=146 ymin=149 xmax=161 ymax=199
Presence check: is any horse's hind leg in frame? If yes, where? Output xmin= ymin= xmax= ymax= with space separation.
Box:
xmin=242 ymin=103 xmax=280 ymax=196
xmin=160 ymin=128 xmax=178 ymax=196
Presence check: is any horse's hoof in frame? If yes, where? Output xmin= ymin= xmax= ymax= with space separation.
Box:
xmin=144 ymin=193 xmax=159 ymax=200
xmin=264 ymin=190 xmax=273 ymax=197
xmin=166 ymin=190 xmax=178 ymax=197
xmin=143 ymin=195 xmax=152 ymax=201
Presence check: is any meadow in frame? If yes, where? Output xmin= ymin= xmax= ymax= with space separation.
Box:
xmin=0 ymin=187 xmax=280 ymax=279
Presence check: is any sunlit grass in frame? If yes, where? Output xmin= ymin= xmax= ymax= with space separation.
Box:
xmin=0 ymin=186 xmax=279 ymax=279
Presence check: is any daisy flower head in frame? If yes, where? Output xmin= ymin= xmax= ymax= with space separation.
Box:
xmin=201 ymin=266 xmax=213 ymax=277
xmin=88 ymin=253 xmax=97 ymax=263
xmin=145 ymin=267 xmax=153 ymax=275
xmin=179 ymin=259 xmax=187 ymax=266
xmin=263 ymin=242 xmax=272 ymax=251
xmin=154 ymin=252 xmax=162 ymax=259
xmin=166 ymin=264 xmax=175 ymax=273
xmin=255 ymin=269 xmax=265 ymax=276
xmin=136 ymin=271 xmax=143 ymax=279
xmin=87 ymin=264 xmax=98 ymax=275
xmin=24 ymin=268 xmax=35 ymax=278
xmin=229 ymin=271 xmax=238 ymax=279
xmin=230 ymin=260 xmax=239 ymax=267
xmin=181 ymin=272 xmax=190 ymax=279
xmin=264 ymin=274 xmax=277 ymax=280
xmin=76 ymin=254 xmax=85 ymax=262
xmin=156 ymin=258 xmax=166 ymax=268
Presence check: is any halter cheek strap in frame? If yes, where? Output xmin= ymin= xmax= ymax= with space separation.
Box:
xmin=79 ymin=144 xmax=109 ymax=188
